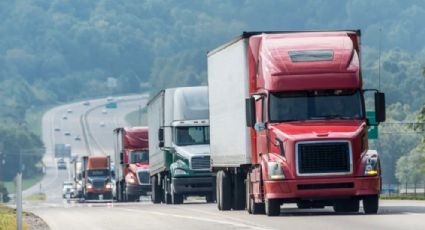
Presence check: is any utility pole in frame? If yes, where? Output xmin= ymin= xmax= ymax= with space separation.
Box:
xmin=138 ymin=105 xmax=142 ymax=125
xmin=16 ymin=150 xmax=23 ymax=230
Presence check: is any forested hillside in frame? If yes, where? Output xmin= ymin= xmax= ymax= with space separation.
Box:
xmin=0 ymin=0 xmax=424 ymax=184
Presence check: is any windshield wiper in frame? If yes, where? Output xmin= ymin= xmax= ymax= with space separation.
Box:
xmin=311 ymin=114 xmax=352 ymax=120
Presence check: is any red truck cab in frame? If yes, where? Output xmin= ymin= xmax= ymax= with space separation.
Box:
xmin=114 ymin=127 xmax=151 ymax=202
xmin=208 ymin=31 xmax=386 ymax=216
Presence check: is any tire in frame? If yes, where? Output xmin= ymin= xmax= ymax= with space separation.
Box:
xmin=151 ymin=176 xmax=162 ymax=204
xmin=217 ymin=170 xmax=232 ymax=210
xmin=265 ymin=199 xmax=281 ymax=216
xmin=363 ymin=195 xmax=379 ymax=214
xmin=246 ymin=173 xmax=265 ymax=215
xmin=333 ymin=199 xmax=360 ymax=213
xmin=232 ymin=172 xmax=246 ymax=210
xmin=206 ymin=193 xmax=215 ymax=203
xmin=297 ymin=201 xmax=312 ymax=209
xmin=172 ymin=192 xmax=184 ymax=204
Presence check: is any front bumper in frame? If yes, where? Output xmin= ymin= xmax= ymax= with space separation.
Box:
xmin=87 ymin=187 xmax=113 ymax=194
xmin=126 ymin=183 xmax=152 ymax=196
xmin=172 ymin=176 xmax=214 ymax=194
xmin=264 ymin=176 xmax=380 ymax=200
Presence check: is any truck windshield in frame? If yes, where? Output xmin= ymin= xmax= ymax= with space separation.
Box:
xmin=174 ymin=126 xmax=210 ymax=146
xmin=129 ymin=150 xmax=149 ymax=163
xmin=269 ymin=90 xmax=363 ymax=122
xmin=87 ymin=169 xmax=109 ymax=177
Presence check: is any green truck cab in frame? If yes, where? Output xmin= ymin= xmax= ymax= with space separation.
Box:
xmin=148 ymin=86 xmax=215 ymax=204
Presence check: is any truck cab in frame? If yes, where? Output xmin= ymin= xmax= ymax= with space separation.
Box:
xmin=148 ymin=87 xmax=215 ymax=204
xmin=114 ymin=127 xmax=151 ymax=202
xmin=82 ymin=156 xmax=113 ymax=200
xmin=208 ymin=31 xmax=386 ymax=216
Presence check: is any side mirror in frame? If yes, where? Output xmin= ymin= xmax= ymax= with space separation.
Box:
xmin=245 ymin=97 xmax=256 ymax=128
xmin=158 ymin=128 xmax=164 ymax=142
xmin=159 ymin=141 xmax=164 ymax=148
xmin=374 ymin=92 xmax=386 ymax=123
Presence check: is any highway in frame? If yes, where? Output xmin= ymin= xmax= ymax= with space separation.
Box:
xmin=21 ymin=95 xmax=425 ymax=230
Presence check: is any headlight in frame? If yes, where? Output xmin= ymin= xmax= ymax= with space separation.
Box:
xmin=86 ymin=183 xmax=93 ymax=189
xmin=174 ymin=168 xmax=188 ymax=176
xmin=267 ymin=162 xmax=285 ymax=180
xmin=105 ymin=183 xmax=113 ymax=189
xmin=364 ymin=157 xmax=379 ymax=176
xmin=126 ymin=173 xmax=137 ymax=184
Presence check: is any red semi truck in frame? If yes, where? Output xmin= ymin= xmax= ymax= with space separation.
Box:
xmin=208 ymin=30 xmax=386 ymax=216
xmin=113 ymin=127 xmax=151 ymax=202
xmin=82 ymin=155 xmax=113 ymax=200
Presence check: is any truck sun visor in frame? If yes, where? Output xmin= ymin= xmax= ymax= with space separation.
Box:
xmin=288 ymin=50 xmax=334 ymax=62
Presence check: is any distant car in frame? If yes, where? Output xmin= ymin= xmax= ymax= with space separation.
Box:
xmin=57 ymin=159 xmax=67 ymax=170
xmin=54 ymin=127 xmax=61 ymax=132
xmin=67 ymin=109 xmax=72 ymax=114
xmin=63 ymin=115 xmax=68 ymax=120
xmin=106 ymin=96 xmax=114 ymax=102
xmin=83 ymin=101 xmax=90 ymax=106
xmin=62 ymin=181 xmax=75 ymax=198
xmin=74 ymin=135 xmax=81 ymax=141
xmin=100 ymin=122 xmax=105 ymax=127
xmin=102 ymin=109 xmax=107 ymax=114
xmin=64 ymin=132 xmax=71 ymax=136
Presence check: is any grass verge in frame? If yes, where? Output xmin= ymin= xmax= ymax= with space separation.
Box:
xmin=2 ymin=175 xmax=44 ymax=194
xmin=25 ymin=193 xmax=47 ymax=201
xmin=381 ymin=194 xmax=425 ymax=200
xmin=0 ymin=204 xmax=29 ymax=230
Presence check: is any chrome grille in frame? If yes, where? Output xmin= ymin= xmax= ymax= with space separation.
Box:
xmin=137 ymin=171 xmax=150 ymax=184
xmin=92 ymin=181 xmax=105 ymax=189
xmin=297 ymin=141 xmax=351 ymax=175
xmin=191 ymin=155 xmax=210 ymax=170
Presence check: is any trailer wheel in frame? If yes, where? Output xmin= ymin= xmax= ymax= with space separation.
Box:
xmin=217 ymin=170 xmax=232 ymax=210
xmin=151 ymin=176 xmax=162 ymax=204
xmin=333 ymin=199 xmax=360 ymax=213
xmin=265 ymin=199 xmax=281 ymax=216
xmin=363 ymin=195 xmax=379 ymax=214
xmin=232 ymin=172 xmax=246 ymax=210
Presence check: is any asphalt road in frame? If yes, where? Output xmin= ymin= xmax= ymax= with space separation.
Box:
xmin=21 ymin=95 xmax=425 ymax=230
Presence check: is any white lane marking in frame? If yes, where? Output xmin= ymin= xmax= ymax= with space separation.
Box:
xmin=117 ymin=207 xmax=276 ymax=230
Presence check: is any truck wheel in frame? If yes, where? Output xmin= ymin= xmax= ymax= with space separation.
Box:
xmin=151 ymin=176 xmax=162 ymax=204
xmin=363 ymin=195 xmax=379 ymax=214
xmin=265 ymin=199 xmax=281 ymax=216
xmin=206 ymin=193 xmax=215 ymax=203
xmin=172 ymin=192 xmax=184 ymax=204
xmin=297 ymin=201 xmax=312 ymax=209
xmin=246 ymin=173 xmax=265 ymax=214
xmin=333 ymin=199 xmax=359 ymax=213
xmin=232 ymin=172 xmax=246 ymax=210
xmin=217 ymin=170 xmax=232 ymax=210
